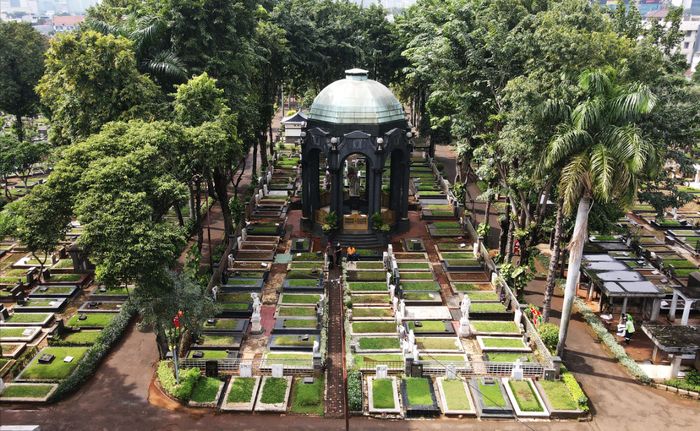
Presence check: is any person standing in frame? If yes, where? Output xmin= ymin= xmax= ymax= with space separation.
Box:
xmin=624 ymin=313 xmax=635 ymax=344
xmin=326 ymin=242 xmax=334 ymax=269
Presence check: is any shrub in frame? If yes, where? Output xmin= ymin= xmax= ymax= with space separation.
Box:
xmin=347 ymin=370 xmax=362 ymax=411
xmin=561 ymin=371 xmax=589 ymax=412
xmin=538 ymin=323 xmax=559 ymax=354
xmin=156 ymin=361 xmax=201 ymax=402
xmin=50 ymin=302 xmax=135 ymax=401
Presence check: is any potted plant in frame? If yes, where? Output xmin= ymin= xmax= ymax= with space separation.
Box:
xmin=322 ymin=211 xmax=338 ymax=233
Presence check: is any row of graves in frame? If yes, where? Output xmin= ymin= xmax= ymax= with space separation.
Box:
xmin=581 ymin=232 xmax=700 ymax=380
xmin=0 ymin=221 xmax=130 ymax=402
xmin=343 ymin=156 xmax=587 ymax=420
xmin=630 ymin=204 xmax=700 ymax=256
xmin=176 ymin=144 xmax=327 ymax=412
xmin=0 ymin=165 xmax=50 ymax=203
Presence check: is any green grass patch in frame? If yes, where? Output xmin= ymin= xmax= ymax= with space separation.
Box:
xmin=404 ymin=377 xmax=433 ymax=406
xmin=398 ymin=271 xmax=434 ymax=280
xmin=407 ymin=321 xmax=448 ymax=333
xmin=478 ymin=379 xmax=507 ymax=408
xmin=351 ymin=307 xmax=392 ymax=318
xmin=5 ymin=313 xmax=51 ymax=324
xmin=278 ymin=306 xmax=316 ymax=317
xmin=351 ymin=293 xmax=390 ymax=304
xmin=452 ymin=283 xmax=492 ymax=292
xmin=354 ymin=262 xmax=385 ymax=270
xmin=347 ymin=282 xmax=387 ymax=292
xmin=188 ymin=350 xmax=230 ymax=359
xmin=400 ymin=281 xmax=440 ymax=291
xmin=0 ymin=384 xmax=54 ymax=399
xmin=48 ymin=273 xmax=82 ymax=282
xmin=351 ymin=271 xmax=387 ymax=281
xmin=397 ymin=262 xmax=431 ymax=271
xmin=415 ymin=337 xmax=460 ymax=351
xmin=290 ymin=376 xmax=325 ymax=415
xmin=260 ymin=377 xmax=288 ymax=404
xmin=283 ymin=319 xmax=317 ymax=329
xmin=66 ymin=312 xmax=116 ymax=328
xmin=351 ymin=321 xmax=396 ymax=334
xmin=190 ymin=377 xmax=222 ymax=403
xmin=372 ymin=378 xmax=395 ymax=409
xmin=21 ymin=347 xmax=89 ymax=380
xmin=442 ymin=379 xmax=471 ymax=411
xmin=481 ymin=337 xmax=526 ymax=349
xmin=403 ymin=292 xmax=440 ymax=301
xmin=470 ymin=302 xmax=507 ymax=313
xmin=227 ymin=377 xmax=256 ymax=403
xmin=508 ymin=380 xmax=542 ymax=411
xmin=59 ymin=330 xmax=102 ymax=345
xmin=285 ymin=279 xmax=319 ymax=287
xmin=539 ymin=379 xmax=578 ymax=411
xmin=471 ymin=321 xmax=520 ymax=334
xmin=464 ymin=292 xmax=499 ymax=301
xmin=203 ymin=318 xmax=242 ymax=331
xmin=358 ymin=337 xmax=400 ymax=350
xmin=280 ymin=293 xmax=320 ymax=304
xmin=1 ymin=327 xmax=37 ymax=338
xmin=485 ymin=352 xmax=533 ymax=362
xmin=264 ymin=352 xmax=313 ymax=367
xmin=353 ymin=353 xmax=403 ymax=368
xmin=273 ymin=335 xmax=315 ymax=347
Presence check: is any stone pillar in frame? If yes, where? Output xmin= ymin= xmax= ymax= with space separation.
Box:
xmin=669 ymin=291 xmax=679 ymax=322
xmin=650 ymin=298 xmax=661 ymax=322
xmin=621 ymin=297 xmax=629 ymax=315
xmin=670 ymin=354 xmax=683 ymax=379
xmin=681 ymin=300 xmax=694 ymax=325
xmin=369 ymin=167 xmax=383 ymax=223
xmin=398 ymin=152 xmax=410 ymax=231
xmin=328 ymin=167 xmax=343 ymax=224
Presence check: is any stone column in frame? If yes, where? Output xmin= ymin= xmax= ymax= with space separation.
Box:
xmin=369 ymin=167 xmax=383 ymax=223
xmin=669 ymin=291 xmax=679 ymax=322
xmin=650 ymin=298 xmax=661 ymax=322
xmin=398 ymin=153 xmax=410 ymax=231
xmin=681 ymin=299 xmax=694 ymax=325
xmin=670 ymin=354 xmax=683 ymax=379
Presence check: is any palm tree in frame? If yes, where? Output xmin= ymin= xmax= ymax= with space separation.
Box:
xmin=544 ymin=68 xmax=658 ymax=357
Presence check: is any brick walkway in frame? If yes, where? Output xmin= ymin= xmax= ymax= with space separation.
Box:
xmin=325 ymin=268 xmax=346 ymax=418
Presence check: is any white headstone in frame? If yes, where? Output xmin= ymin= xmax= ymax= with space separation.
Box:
xmin=473 ymin=242 xmax=480 ymax=258
xmin=408 ymin=329 xmax=416 ymax=346
xmin=376 ymin=365 xmax=388 ymax=379
xmin=388 ymin=284 xmax=396 ymax=299
xmin=490 ymin=272 xmax=498 ymax=284
xmin=399 ymin=300 xmax=406 ymax=318
xmin=241 ymin=228 xmax=248 ymax=241
xmin=511 ymin=359 xmax=524 ymax=380
xmin=395 ymin=308 xmax=403 ymax=324
xmin=386 ymin=272 xmax=392 ymax=285
xmin=271 ymin=364 xmax=284 ymax=378
xmin=412 ymin=344 xmax=419 ymax=361
xmin=263 ymin=184 xmax=269 ymax=195
xmin=460 ymin=295 xmax=471 ymax=319
xmin=255 ymin=193 xmax=261 ymax=205
xmin=387 ymin=244 xmax=393 ymax=256
xmin=398 ymin=325 xmax=406 ymax=340
xmin=459 ymin=316 xmax=471 ymax=337
xmin=313 ymin=340 xmax=320 ymax=354
xmin=392 ymin=296 xmax=399 ymax=311
xmin=228 ymin=254 xmax=235 ymax=268
xmin=240 ymin=362 xmax=253 ymax=378
xmin=514 ymin=308 xmax=522 ymax=325
xmin=211 ymin=285 xmax=218 ymax=301
xmin=445 ymin=364 xmax=457 ymax=380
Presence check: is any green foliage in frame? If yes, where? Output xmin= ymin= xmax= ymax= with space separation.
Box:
xmin=538 ymin=322 xmax=559 ymax=354
xmin=37 ymin=30 xmax=163 ymax=146
xmin=403 ymin=377 xmax=433 ymax=406
xmin=156 ymin=361 xmax=201 ymax=402
xmin=190 ymin=377 xmax=222 ymax=403
xmin=290 ymin=376 xmax=324 ymax=414
xmin=260 ymin=377 xmax=288 ymax=404
xmin=665 ymin=369 xmax=700 ymax=393
xmin=347 ymin=370 xmax=362 ymax=411
xmin=561 ymin=371 xmax=589 ymax=412
xmin=227 ymin=377 xmax=256 ymax=403
xmin=323 ymin=211 xmax=338 ymax=232
xmin=371 ymin=378 xmax=395 ymax=409
xmin=0 ymin=22 xmax=47 ymax=141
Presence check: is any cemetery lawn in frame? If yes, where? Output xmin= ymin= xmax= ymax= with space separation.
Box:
xmin=227 ymin=377 xmax=256 ymax=403
xmin=190 ymin=377 xmax=222 ymax=403
xmin=278 ymin=306 xmax=316 ymax=317
xmin=348 ymin=282 xmax=386 ymax=292
xmin=481 ymin=338 xmax=526 ymax=349
xmin=372 ymin=378 xmax=395 ymax=409
xmin=415 ymin=337 xmax=459 ymax=350
xmin=5 ymin=313 xmax=51 ymax=323
xmin=273 ymin=335 xmax=315 ymax=347
xmin=465 ymin=292 xmax=499 ymax=301
xmin=478 ymin=380 xmax=507 ymax=408
xmin=48 ymin=273 xmax=82 ymax=282
xmin=508 ymin=380 xmax=542 ymax=411
xmin=203 ymin=318 xmax=241 ymax=330
xmin=67 ymin=312 xmax=116 ymax=328
xmin=471 ymin=321 xmax=520 ymax=333
xmin=260 ymin=377 xmax=288 ymax=404
xmin=539 ymin=379 xmax=578 ymax=410
xmin=485 ymin=352 xmax=533 ymax=362
xmin=353 ymin=353 xmax=403 ymax=368
xmin=397 ymin=262 xmax=431 ymax=271
xmin=60 ymin=330 xmax=102 ymax=345
xmin=401 ymin=281 xmax=440 ymax=291
xmin=0 ymin=384 xmax=54 ymax=399
xmin=1 ymin=327 xmax=34 ymax=337
xmin=351 ymin=294 xmax=390 ymax=304
xmin=442 ymin=379 xmax=471 ymax=410
xmin=351 ymin=321 xmax=395 ymax=333
xmin=452 ymin=283 xmax=492 ymax=292
xmin=404 ymin=377 xmax=433 ymax=405
xmin=470 ymin=302 xmax=507 ymax=312
xmin=280 ymin=294 xmax=320 ymax=304
xmin=283 ymin=319 xmax=317 ymax=328
xmin=408 ymin=321 xmax=447 ymax=332
xmin=351 ymin=307 xmax=392 ymax=318
xmin=398 ymin=272 xmax=434 ymax=280
xmin=264 ymin=353 xmax=312 ymax=367
xmin=21 ymin=347 xmax=89 ymax=380
xmin=352 ymin=271 xmax=386 ymax=282
xmin=190 ymin=350 xmax=229 ymax=359
xmin=358 ymin=337 xmax=400 ymax=350
xmin=403 ymin=292 xmax=439 ymax=301
xmin=290 ymin=376 xmax=324 ymax=415
xmin=286 ymin=279 xmax=319 ymax=287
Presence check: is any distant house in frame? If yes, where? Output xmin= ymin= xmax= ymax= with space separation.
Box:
xmin=52 ymin=15 xmax=83 ymax=32
xmin=281 ymin=111 xmax=308 ymax=144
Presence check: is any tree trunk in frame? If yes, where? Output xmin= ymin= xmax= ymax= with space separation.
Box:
xmin=155 ymin=324 xmax=169 ymax=359
xmin=195 ymin=180 xmax=203 ymax=251
xmin=234 ymin=156 xmax=247 ymax=198
xmin=188 ymin=185 xmax=195 ymax=222
xmin=174 ymin=203 xmax=184 ymax=227
xmin=542 ymin=201 xmax=564 ymax=322
xmin=505 ymin=218 xmax=515 ymax=263
xmin=498 ymin=200 xmax=511 ymax=258
xmin=259 ymin=133 xmax=268 ymax=172
xmin=213 ymin=167 xmax=233 ymax=237
xmin=252 ymin=137 xmax=258 ymax=178
xmin=556 ymin=196 xmax=591 ymax=357
xmin=268 ymin=122 xmax=274 ymax=158
xmin=15 ymin=114 xmax=24 ymax=142
xmin=483 ymin=193 xmax=493 ymax=226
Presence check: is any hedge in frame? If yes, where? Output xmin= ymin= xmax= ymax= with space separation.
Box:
xmin=561 ymin=370 xmax=589 ymax=412
xmin=156 ymin=361 xmax=201 ymax=402
xmin=574 ymin=297 xmax=650 ymax=383
xmin=347 ymin=370 xmax=362 ymax=412
xmin=49 ymin=302 xmax=135 ymax=401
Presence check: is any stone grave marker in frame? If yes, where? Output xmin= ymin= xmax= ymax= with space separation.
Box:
xmin=375 ymin=365 xmax=388 ymax=379
xmin=271 ymin=364 xmax=284 ymax=378
xmin=240 ymin=362 xmax=253 ymax=377
xmin=511 ymin=359 xmax=524 ymax=381
xmin=445 ymin=364 xmax=457 ymax=380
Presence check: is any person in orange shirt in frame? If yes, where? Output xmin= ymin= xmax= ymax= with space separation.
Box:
xmin=347 ymin=246 xmax=357 ymax=261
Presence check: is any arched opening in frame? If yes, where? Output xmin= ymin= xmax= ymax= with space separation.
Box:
xmin=340 ymin=152 xmax=373 ymax=231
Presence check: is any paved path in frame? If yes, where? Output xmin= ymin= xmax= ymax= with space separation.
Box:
xmin=325 ymin=268 xmax=346 ymax=418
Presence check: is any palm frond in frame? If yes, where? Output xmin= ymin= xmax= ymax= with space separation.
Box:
xmin=579 ymin=68 xmax=613 ymax=97
xmin=540 ymin=98 xmax=570 ymax=122
xmin=130 ymin=16 xmax=167 ymax=54
xmin=590 ymin=144 xmax=615 ymax=202
xmin=558 ymin=153 xmax=591 ymax=216
xmin=571 ymin=96 xmax=604 ymax=130
xmin=545 ymin=127 xmax=592 ymax=169
xmin=142 ymin=51 xmax=187 ymax=82
xmin=611 ymin=83 xmax=657 ymax=122
xmin=84 ymin=19 xmax=125 ymax=37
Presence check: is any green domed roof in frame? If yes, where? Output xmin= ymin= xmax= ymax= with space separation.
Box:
xmin=308 ymin=69 xmax=405 ymax=125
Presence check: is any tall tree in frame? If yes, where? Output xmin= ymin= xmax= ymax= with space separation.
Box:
xmin=0 ymin=22 xmax=47 ymax=142
xmin=544 ymin=69 xmax=658 ymax=357
xmin=36 ymin=30 xmax=164 ymax=145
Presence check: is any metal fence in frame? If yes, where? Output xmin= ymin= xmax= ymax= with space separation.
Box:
xmin=353 ymin=359 xmax=545 ymax=378
xmin=179 ymin=357 xmax=317 ymax=376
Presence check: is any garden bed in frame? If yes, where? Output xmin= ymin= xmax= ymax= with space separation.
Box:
xmin=415 ymin=337 xmax=463 ymax=352
xmin=436 ymin=377 xmax=476 ymax=415
xmin=289 ymin=376 xmax=325 ymax=415
xmin=1 ymin=342 xmax=26 ymax=359
xmin=2 ymin=312 xmax=53 ymax=326
xmin=401 ymin=377 xmax=440 ymax=416
xmin=0 ymin=383 xmax=58 ymax=402
xmin=268 ymin=334 xmax=319 ymax=351
xmin=354 ymin=336 xmax=401 ymax=352
xmin=405 ymin=320 xmax=455 ymax=335
xmin=17 ymin=346 xmax=89 ymax=382
xmin=477 ymin=336 xmax=530 ymax=352
xmin=367 ymin=376 xmax=401 ymax=414
xmin=188 ymin=377 xmax=225 ymax=408
xmin=503 ymin=378 xmax=549 ymax=417
xmin=470 ymin=377 xmax=513 ymax=417
xmin=470 ymin=321 xmax=521 ymax=335
xmin=350 ymin=307 xmax=393 ymax=320
xmin=221 ymin=376 xmax=261 ymax=411
xmin=254 ymin=376 xmax=292 ymax=412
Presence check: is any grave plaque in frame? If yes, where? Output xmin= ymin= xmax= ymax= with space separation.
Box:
xmin=375 ymin=365 xmax=388 ymax=379
xmin=271 ymin=364 xmax=284 ymax=378
xmin=205 ymin=360 xmax=218 ymax=377
xmin=511 ymin=359 xmax=524 ymax=381
xmin=239 ymin=362 xmax=253 ymax=377
xmin=445 ymin=364 xmax=457 ymax=380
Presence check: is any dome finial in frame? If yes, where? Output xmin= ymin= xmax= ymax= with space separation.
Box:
xmin=345 ymin=68 xmax=368 ymax=81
